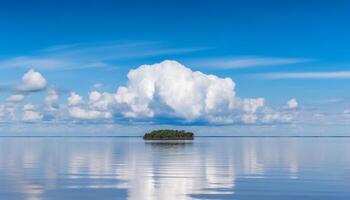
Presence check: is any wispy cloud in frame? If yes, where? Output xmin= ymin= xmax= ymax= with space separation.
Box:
xmin=259 ymin=71 xmax=350 ymax=79
xmin=0 ymin=42 xmax=206 ymax=70
xmin=189 ymin=56 xmax=312 ymax=69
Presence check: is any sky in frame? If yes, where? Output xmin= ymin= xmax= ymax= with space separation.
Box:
xmin=0 ymin=0 xmax=350 ymax=135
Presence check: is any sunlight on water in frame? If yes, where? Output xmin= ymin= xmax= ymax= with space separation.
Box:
xmin=0 ymin=137 xmax=350 ymax=200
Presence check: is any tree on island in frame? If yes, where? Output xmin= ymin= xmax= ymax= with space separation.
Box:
xmin=143 ymin=129 xmax=194 ymax=140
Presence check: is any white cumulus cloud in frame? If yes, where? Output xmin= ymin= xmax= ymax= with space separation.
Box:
xmin=113 ymin=60 xmax=266 ymax=124
xmin=114 ymin=60 xmax=238 ymax=122
xmin=67 ymin=91 xmax=113 ymax=120
xmin=88 ymin=91 xmax=114 ymax=111
xmin=18 ymin=69 xmax=47 ymax=92
xmin=66 ymin=60 xmax=267 ymax=124
xmin=68 ymin=92 xmax=83 ymax=106
xmin=241 ymin=98 xmax=265 ymax=113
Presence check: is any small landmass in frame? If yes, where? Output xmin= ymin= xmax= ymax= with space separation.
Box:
xmin=143 ymin=129 xmax=194 ymax=140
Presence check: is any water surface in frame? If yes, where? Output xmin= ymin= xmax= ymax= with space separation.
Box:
xmin=0 ymin=137 xmax=349 ymax=200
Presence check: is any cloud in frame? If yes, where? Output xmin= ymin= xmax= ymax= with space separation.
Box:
xmin=89 ymin=91 xmax=101 ymax=102
xmin=1 ymin=60 xmax=297 ymax=126
xmin=261 ymin=112 xmax=293 ymax=124
xmin=88 ymin=91 xmax=114 ymax=111
xmin=259 ymin=71 xmax=350 ymax=79
xmin=44 ymin=89 xmax=59 ymax=111
xmin=1 ymin=57 xmax=72 ymax=70
xmin=241 ymin=98 xmax=265 ymax=113
xmin=110 ymin=60 xmax=274 ymax=124
xmin=0 ymin=42 xmax=205 ymax=70
xmin=68 ymin=92 xmax=83 ymax=106
xmin=67 ymin=91 xmax=113 ymax=120
xmin=6 ymin=94 xmax=25 ymax=102
xmin=287 ymin=98 xmax=298 ymax=109
xmin=22 ymin=110 xmax=43 ymax=121
xmin=0 ymin=100 xmax=43 ymax=123
xmin=68 ymin=107 xmax=112 ymax=120
xmin=18 ymin=69 xmax=47 ymax=92
xmin=62 ymin=60 xmax=294 ymax=125
xmin=241 ymin=114 xmax=258 ymax=124
xmin=0 ymin=69 xmax=47 ymax=94
xmin=23 ymin=104 xmax=36 ymax=111
xmin=190 ymin=57 xmax=311 ymax=69
xmin=0 ymin=103 xmax=17 ymax=121
xmin=114 ymin=60 xmax=239 ymax=122
xmin=239 ymin=98 xmax=264 ymax=124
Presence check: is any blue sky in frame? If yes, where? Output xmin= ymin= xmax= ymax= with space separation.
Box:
xmin=0 ymin=0 xmax=350 ymax=135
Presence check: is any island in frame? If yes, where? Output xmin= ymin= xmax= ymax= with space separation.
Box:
xmin=143 ymin=129 xmax=194 ymax=140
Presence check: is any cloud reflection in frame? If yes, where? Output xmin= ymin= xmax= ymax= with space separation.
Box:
xmin=0 ymin=138 xmax=350 ymax=199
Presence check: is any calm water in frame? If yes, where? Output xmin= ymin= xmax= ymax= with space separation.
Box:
xmin=0 ymin=137 xmax=350 ymax=200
